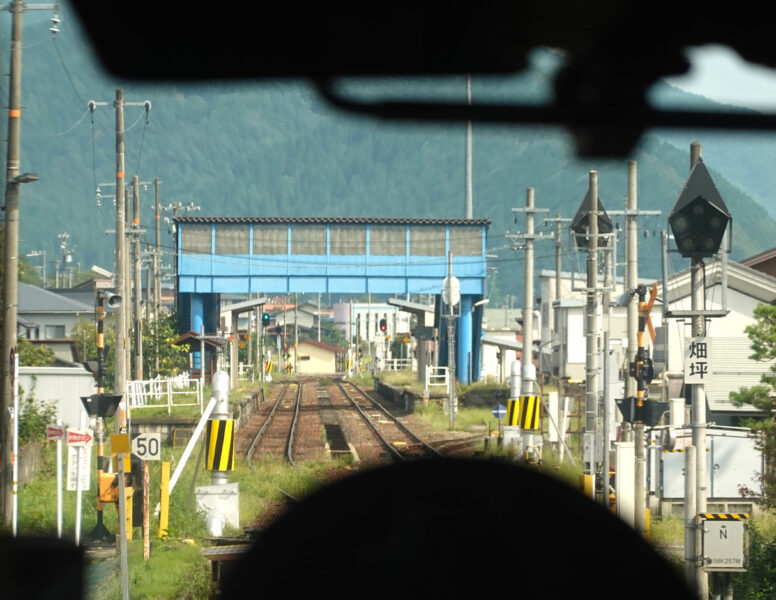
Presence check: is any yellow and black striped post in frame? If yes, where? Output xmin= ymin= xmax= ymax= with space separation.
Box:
xmin=506 ymin=398 xmax=520 ymax=427
xmin=518 ymin=395 xmax=541 ymax=430
xmin=206 ymin=418 xmax=235 ymax=472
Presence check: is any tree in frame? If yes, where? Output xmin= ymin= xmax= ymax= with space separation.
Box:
xmin=729 ymin=303 xmax=776 ymax=509
xmin=142 ymin=313 xmax=190 ymax=378
xmin=16 ymin=337 xmax=55 ymax=367
xmin=299 ymin=318 xmax=347 ymax=349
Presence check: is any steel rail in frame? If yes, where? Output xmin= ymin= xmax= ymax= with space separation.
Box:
xmin=285 ymin=381 xmax=303 ymax=468
xmin=337 ymin=380 xmax=443 ymax=460
xmin=343 ymin=380 xmax=443 ymax=458
xmin=246 ymin=381 xmax=294 ymax=471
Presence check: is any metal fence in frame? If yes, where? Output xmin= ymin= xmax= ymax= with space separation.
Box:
xmin=238 ymin=363 xmax=254 ymax=381
xmin=381 ymin=358 xmax=416 ymax=372
xmin=126 ymin=373 xmax=204 ymax=414
xmin=425 ymin=366 xmax=449 ymax=389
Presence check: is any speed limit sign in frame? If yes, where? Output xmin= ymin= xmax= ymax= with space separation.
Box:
xmin=131 ymin=433 xmax=161 ymax=461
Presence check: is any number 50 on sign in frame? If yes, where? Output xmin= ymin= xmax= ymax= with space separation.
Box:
xmin=131 ymin=433 xmax=161 ymax=460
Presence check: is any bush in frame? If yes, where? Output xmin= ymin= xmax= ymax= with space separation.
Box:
xmin=18 ymin=392 xmax=57 ymax=445
xmin=731 ymin=519 xmax=776 ymax=598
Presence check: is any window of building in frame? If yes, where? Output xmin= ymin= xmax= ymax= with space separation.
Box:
xmin=449 ymin=226 xmax=482 ymax=257
xmin=291 ymin=224 xmax=326 ymax=254
xmin=45 ymin=325 xmax=65 ymax=339
xmin=410 ymin=226 xmax=446 ymax=256
xmin=253 ymin=224 xmax=288 ymax=255
xmin=369 ymin=225 xmax=406 ymax=255
xmin=215 ymin=224 xmax=250 ymax=254
xmin=181 ymin=224 xmax=212 ymax=254
xmin=330 ymin=225 xmax=366 ymax=255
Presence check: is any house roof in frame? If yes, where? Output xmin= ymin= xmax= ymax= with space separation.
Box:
xmin=661 ymin=258 xmax=776 ymax=305
xmin=174 ymin=331 xmax=225 ymax=347
xmin=298 ymin=339 xmax=346 ymax=353
xmin=18 ymin=283 xmax=94 ymax=314
xmin=741 ymin=246 xmax=776 ymax=268
xmin=175 ymin=216 xmax=490 ymax=227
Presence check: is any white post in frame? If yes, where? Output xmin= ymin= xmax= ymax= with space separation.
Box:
xmin=12 ymin=352 xmax=19 ymax=536
xmin=75 ymin=412 xmax=86 ymax=546
xmin=57 ymin=419 xmax=62 ymax=538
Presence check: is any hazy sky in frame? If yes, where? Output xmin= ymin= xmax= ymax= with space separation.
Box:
xmin=665 ymin=44 xmax=776 ymax=111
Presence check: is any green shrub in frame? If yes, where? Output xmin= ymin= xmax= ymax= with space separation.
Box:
xmin=732 ymin=519 xmax=776 ymax=598
xmin=18 ymin=392 xmax=57 ymax=445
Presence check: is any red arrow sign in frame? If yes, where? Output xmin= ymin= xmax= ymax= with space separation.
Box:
xmin=47 ymin=424 xmax=65 ymax=441
xmin=67 ymin=428 xmax=93 ymax=446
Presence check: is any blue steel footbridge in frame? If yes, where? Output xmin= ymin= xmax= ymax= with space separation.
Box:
xmin=174 ymin=216 xmax=490 ymax=383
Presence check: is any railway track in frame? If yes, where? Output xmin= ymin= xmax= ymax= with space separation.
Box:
xmin=246 ymin=381 xmax=303 ymax=470
xmin=334 ymin=379 xmax=443 ymax=463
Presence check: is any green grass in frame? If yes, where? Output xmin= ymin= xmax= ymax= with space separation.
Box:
xmin=412 ymin=402 xmax=495 ymax=434
xmin=91 ymin=540 xmax=213 ymax=600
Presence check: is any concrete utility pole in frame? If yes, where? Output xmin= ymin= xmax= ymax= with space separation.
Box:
xmin=542 ymin=214 xmax=571 ymax=390
xmin=294 ymin=294 xmax=299 ymax=373
xmin=89 ymin=91 xmax=150 ymax=416
xmin=1 ymin=0 xmax=53 ymax=524
xmin=627 ymin=161 xmax=645 ymax=534
xmin=154 ymin=177 xmax=161 ymax=321
xmin=144 ymin=244 xmax=152 ymax=321
xmin=522 ymin=188 xmax=537 ymax=397
xmin=606 ymin=162 xmax=661 ymax=520
xmin=690 ymin=141 xmax=708 ymax=600
xmin=625 ymin=161 xmax=639 ymax=439
xmin=115 ymin=90 xmax=127 ymax=416
xmin=507 ymin=190 xmax=551 ymax=457
xmin=585 ymin=171 xmax=600 ymax=478
xmin=444 ymin=252 xmax=459 ymax=430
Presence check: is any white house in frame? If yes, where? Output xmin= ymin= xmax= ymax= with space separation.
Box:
xmin=538 ymin=270 xmax=656 ymax=382
xmin=539 ymin=259 xmax=776 ymax=424
xmin=658 ymin=258 xmax=776 ymax=424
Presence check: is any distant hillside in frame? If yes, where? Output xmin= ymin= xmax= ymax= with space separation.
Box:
xmin=2 ymin=4 xmax=776 ymax=305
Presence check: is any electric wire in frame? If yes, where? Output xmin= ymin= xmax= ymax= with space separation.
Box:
xmin=21 ymin=107 xmax=90 ymax=137
xmin=134 ymin=108 xmax=150 ymax=177
xmin=51 ymin=35 xmax=88 ymax=107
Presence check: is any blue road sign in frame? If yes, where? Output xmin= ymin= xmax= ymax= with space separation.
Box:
xmin=492 ymin=404 xmax=506 ymax=419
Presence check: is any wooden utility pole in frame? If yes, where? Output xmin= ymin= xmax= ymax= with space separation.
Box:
xmin=1 ymin=0 xmax=55 ymax=523
xmin=0 ymin=0 xmax=24 ymax=525
xmin=132 ymin=175 xmax=143 ymax=380
xmin=88 ymin=91 xmax=150 ymax=415
xmin=114 ymin=89 xmax=127 ymax=423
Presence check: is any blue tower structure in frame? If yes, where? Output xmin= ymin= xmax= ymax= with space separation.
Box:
xmin=174 ymin=216 xmax=489 ymax=383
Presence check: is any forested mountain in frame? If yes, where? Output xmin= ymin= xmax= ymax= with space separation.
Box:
xmin=3 ymin=3 xmax=776 ymax=304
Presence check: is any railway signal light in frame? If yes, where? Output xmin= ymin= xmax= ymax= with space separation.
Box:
xmin=669 ymin=159 xmax=731 ymax=258
xmin=262 ymin=312 xmax=271 ymax=326
xmin=379 ymin=318 xmax=387 ymax=332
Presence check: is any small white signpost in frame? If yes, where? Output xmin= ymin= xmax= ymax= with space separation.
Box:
xmin=47 ymin=423 xmax=66 ymax=538
xmin=684 ymin=336 xmax=711 ymax=384
xmin=66 ymin=427 xmax=93 ymax=546
xmin=67 ymin=443 xmax=91 ymax=491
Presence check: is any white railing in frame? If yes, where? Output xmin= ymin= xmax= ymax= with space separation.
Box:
xmin=426 ymin=366 xmax=449 ymax=389
xmin=238 ymin=363 xmax=254 ymax=381
xmin=126 ymin=375 xmax=204 ymax=415
xmin=381 ymin=358 xmax=416 ymax=372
